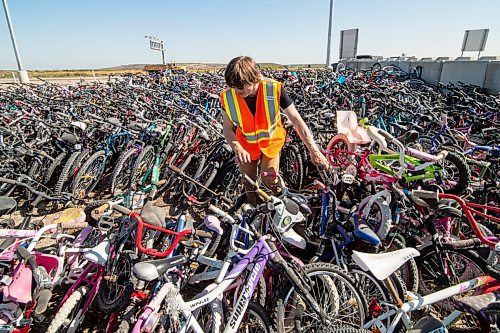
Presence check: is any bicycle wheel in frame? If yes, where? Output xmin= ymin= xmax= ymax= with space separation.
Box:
xmin=72 ymin=150 xmax=106 ymax=199
xmin=417 ymin=246 xmax=488 ymax=312
xmin=131 ymin=145 xmax=155 ymax=188
xmin=47 ymin=286 xmax=89 ymax=333
xmin=280 ymin=144 xmax=304 ymax=190
xmin=348 ymin=266 xmax=406 ymax=333
xmin=237 ymin=302 xmax=272 ymax=333
xmin=45 ymin=152 xmax=66 ymax=184
xmin=55 ymin=151 xmax=80 ymax=195
xmin=326 ymin=134 xmax=356 ymax=169
xmin=110 ymin=147 xmax=139 ymax=196
xmin=277 ymin=262 xmax=367 ymax=332
xmin=358 ymin=196 xmax=392 ymax=241
xmin=213 ymin=162 xmax=244 ymax=202
xmin=97 ymin=252 xmax=135 ymax=314
xmin=434 ymin=151 xmax=471 ymax=195
xmin=196 ymin=161 xmax=220 ymax=197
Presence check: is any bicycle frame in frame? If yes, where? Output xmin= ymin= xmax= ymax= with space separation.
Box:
xmin=363 ymin=275 xmax=496 ymax=333
xmin=133 ymin=235 xmax=274 ymax=333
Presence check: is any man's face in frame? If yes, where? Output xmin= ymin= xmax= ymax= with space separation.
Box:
xmin=235 ymin=83 xmax=258 ymax=98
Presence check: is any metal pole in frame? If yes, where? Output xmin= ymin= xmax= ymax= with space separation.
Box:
xmin=161 ymin=47 xmax=166 ymax=65
xmin=325 ymin=0 xmax=334 ymax=66
xmin=2 ymin=0 xmax=29 ymax=83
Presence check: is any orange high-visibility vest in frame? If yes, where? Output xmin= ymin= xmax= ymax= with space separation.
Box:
xmin=220 ymin=80 xmax=286 ymax=160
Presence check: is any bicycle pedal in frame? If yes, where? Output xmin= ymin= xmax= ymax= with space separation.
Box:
xmin=341 ymin=174 xmax=355 ymax=184
xmin=98 ymin=215 xmax=114 ymax=232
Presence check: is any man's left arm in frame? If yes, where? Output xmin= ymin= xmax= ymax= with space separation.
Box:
xmin=282 ymin=104 xmax=329 ymax=167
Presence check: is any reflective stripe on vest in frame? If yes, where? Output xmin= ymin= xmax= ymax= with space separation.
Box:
xmin=222 ymin=81 xmax=280 ymax=143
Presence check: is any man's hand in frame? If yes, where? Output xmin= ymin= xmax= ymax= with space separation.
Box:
xmin=309 ymin=148 xmax=330 ymax=169
xmin=234 ymin=144 xmax=252 ymax=165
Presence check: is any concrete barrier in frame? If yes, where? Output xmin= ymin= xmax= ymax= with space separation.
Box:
xmin=337 ymin=58 xmax=500 ymax=93
xmin=484 ymin=62 xmax=500 ymax=94
xmin=440 ymin=61 xmax=489 ymax=87
xmin=411 ymin=61 xmax=443 ymax=85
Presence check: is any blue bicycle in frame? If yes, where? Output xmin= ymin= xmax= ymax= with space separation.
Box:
xmin=71 ymin=123 xmax=132 ymax=198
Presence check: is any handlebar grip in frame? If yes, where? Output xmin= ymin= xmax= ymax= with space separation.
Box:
xmin=221 ymin=196 xmax=232 ymax=205
xmin=16 ymin=246 xmax=31 ymax=261
xmin=194 ymin=229 xmax=213 ymax=239
xmin=112 ymin=204 xmax=132 ymax=215
xmin=157 ymin=179 xmax=167 ymax=186
xmin=208 ymin=204 xmax=235 ymax=224
xmin=0 ymin=177 xmax=16 ymax=185
xmin=169 ymin=165 xmax=182 ymax=174
xmin=411 ymin=190 xmax=439 ymax=199
xmin=93 ymin=203 xmax=110 ymax=215
xmin=261 ymin=171 xmax=277 ymax=179
xmin=451 ymin=238 xmax=482 ymax=250
xmin=256 ymin=189 xmax=271 ymax=202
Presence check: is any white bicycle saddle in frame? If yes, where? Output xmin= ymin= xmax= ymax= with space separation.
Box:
xmin=352 ymin=248 xmax=420 ymax=280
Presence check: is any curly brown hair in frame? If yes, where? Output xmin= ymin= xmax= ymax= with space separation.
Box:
xmin=224 ymin=56 xmax=262 ymax=88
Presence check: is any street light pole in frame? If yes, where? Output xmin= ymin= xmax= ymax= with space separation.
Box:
xmin=325 ymin=0 xmax=334 ymax=67
xmin=2 ymin=0 xmax=29 ymax=83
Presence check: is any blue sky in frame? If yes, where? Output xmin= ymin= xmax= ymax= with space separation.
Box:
xmin=1 ymin=0 xmax=499 ymax=70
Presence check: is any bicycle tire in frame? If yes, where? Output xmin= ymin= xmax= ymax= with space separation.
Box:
xmin=435 ymin=151 xmax=471 ymax=195
xmin=72 ymin=150 xmax=106 ymax=199
xmin=277 ymin=262 xmax=367 ymax=331
xmin=97 ymin=252 xmax=136 ymax=314
xmin=417 ymin=245 xmax=488 ymax=307
xmin=348 ymin=267 xmax=406 ymax=333
xmin=55 ymin=151 xmax=80 ymax=196
xmin=71 ymin=149 xmax=91 ymax=177
xmin=238 ymin=302 xmax=273 ymax=333
xmin=358 ymin=196 xmax=392 ymax=241
xmin=110 ymin=147 xmax=138 ymax=196
xmin=280 ymin=144 xmax=304 ymax=190
xmin=131 ymin=145 xmax=155 ymax=188
xmin=44 ymin=152 xmax=66 ymax=184
xmin=197 ymin=161 xmax=220 ymax=197
xmin=326 ymin=134 xmax=356 ymax=169
xmin=46 ymin=286 xmax=89 ymax=333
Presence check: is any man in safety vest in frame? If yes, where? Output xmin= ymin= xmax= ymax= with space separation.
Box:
xmin=220 ymin=56 xmax=330 ymax=203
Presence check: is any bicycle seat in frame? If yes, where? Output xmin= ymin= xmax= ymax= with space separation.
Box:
xmin=140 ymin=202 xmax=166 ymax=228
xmin=0 ymin=197 xmax=17 ymax=216
xmin=129 ymin=122 xmax=146 ymax=132
xmin=408 ymin=316 xmax=446 ymax=333
xmin=61 ymin=132 xmax=78 ymax=144
xmin=354 ymin=223 xmax=381 ymax=246
xmin=396 ymin=130 xmax=419 ymax=144
xmin=107 ymin=117 xmax=121 ymax=126
xmin=455 ymin=292 xmax=500 ymax=325
xmin=133 ymin=255 xmax=187 ymax=281
xmin=352 ymin=247 xmax=420 ymax=280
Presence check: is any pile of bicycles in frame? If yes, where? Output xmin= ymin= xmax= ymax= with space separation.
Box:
xmin=0 ymin=67 xmax=498 ymax=333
